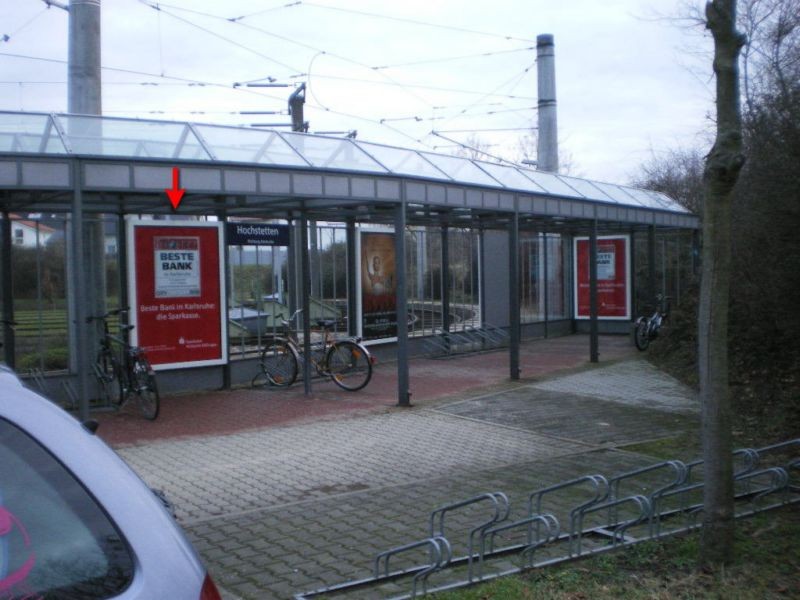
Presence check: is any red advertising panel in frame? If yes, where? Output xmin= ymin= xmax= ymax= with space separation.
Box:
xmin=574 ymin=235 xmax=630 ymax=320
xmin=127 ymin=220 xmax=227 ymax=370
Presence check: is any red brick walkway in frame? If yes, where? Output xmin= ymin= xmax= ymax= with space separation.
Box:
xmin=95 ymin=334 xmax=635 ymax=447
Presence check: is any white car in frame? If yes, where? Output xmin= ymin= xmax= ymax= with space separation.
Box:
xmin=0 ymin=368 xmax=222 ymax=599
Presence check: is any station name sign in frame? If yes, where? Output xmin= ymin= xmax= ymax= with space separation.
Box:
xmin=226 ymin=223 xmax=290 ymax=246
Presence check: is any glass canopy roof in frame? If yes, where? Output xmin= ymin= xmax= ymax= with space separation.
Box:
xmin=0 ymin=111 xmax=689 ymax=214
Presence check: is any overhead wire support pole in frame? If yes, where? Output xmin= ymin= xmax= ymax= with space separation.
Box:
xmin=536 ymin=33 xmax=558 ymax=173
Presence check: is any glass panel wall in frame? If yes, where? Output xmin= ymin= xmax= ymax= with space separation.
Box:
xmin=447 ymin=228 xmax=480 ymax=330
xmin=309 ymin=223 xmax=348 ymax=333
xmin=227 ymin=227 xmax=290 ymax=358
xmin=519 ymin=233 xmax=542 ymax=322
xmin=2 ymin=213 xmax=70 ymax=372
xmin=405 ymin=226 xmax=480 ymax=337
xmin=545 ymin=234 xmax=568 ymax=320
xmin=519 ymin=232 xmax=569 ymax=324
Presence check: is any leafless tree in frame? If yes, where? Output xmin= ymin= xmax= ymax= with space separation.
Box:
xmin=698 ymin=0 xmax=747 ymax=566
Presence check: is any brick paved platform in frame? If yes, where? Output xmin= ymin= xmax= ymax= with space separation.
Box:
xmin=95 ymin=334 xmax=635 ymax=447
xmin=101 ymin=335 xmax=700 ymax=600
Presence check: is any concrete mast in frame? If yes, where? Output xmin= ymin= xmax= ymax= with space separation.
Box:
xmin=68 ymin=0 xmax=102 ymax=115
xmin=66 ymin=0 xmax=103 ymax=421
xmin=536 ymin=34 xmax=558 ymax=173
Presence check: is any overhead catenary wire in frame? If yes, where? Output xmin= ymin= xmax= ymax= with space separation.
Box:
xmin=370 ymin=47 xmax=535 ymax=71
xmin=228 ymin=0 xmax=302 ymax=22
xmin=430 ymin=131 xmax=524 ymax=166
xmin=0 ymin=51 xmax=289 ymax=103
xmin=1 ymin=7 xmax=49 ymax=43
xmin=433 ymin=127 xmax=537 ymax=133
xmin=2 ymin=3 xmax=538 ymax=155
xmin=298 ymin=1 xmax=537 ymax=44
xmin=134 ymin=0 xmax=434 ymax=108
xmin=280 ymin=73 xmax=537 ymax=100
xmin=137 ymin=1 xmax=302 ymax=76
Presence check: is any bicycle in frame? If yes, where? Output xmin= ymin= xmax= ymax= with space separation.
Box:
xmin=258 ymin=309 xmax=374 ymax=392
xmin=634 ymin=294 xmax=670 ymax=351
xmin=88 ymin=308 xmax=160 ymax=420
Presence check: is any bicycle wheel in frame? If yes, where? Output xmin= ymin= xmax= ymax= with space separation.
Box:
xmin=325 ymin=340 xmax=372 ymax=391
xmin=634 ymin=320 xmax=650 ymax=351
xmin=260 ymin=340 xmax=299 ymax=387
xmin=131 ymin=356 xmax=160 ymax=420
xmin=93 ymin=349 xmax=123 ymax=405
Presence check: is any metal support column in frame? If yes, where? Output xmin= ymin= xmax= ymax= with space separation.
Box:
xmin=543 ymin=227 xmax=550 ymax=338
xmin=1 ymin=211 xmax=14 ymax=368
xmin=71 ymin=161 xmax=90 ymax=421
xmin=218 ymin=209 xmax=231 ymax=390
xmin=629 ymin=228 xmax=636 ymax=318
xmin=647 ymin=225 xmax=656 ymax=305
xmin=299 ymin=213 xmax=312 ymax=395
xmin=509 ymin=210 xmax=520 ymax=380
xmin=117 ymin=212 xmax=129 ymax=317
xmin=287 ymin=216 xmax=298 ymax=314
xmin=346 ymin=219 xmax=358 ymax=337
xmin=309 ymin=220 xmax=320 ymax=298
xmin=589 ymin=218 xmax=599 ymax=363
xmin=395 ymin=200 xmax=411 ymax=406
xmin=478 ymin=228 xmax=486 ymax=325
xmin=440 ymin=225 xmax=450 ymax=347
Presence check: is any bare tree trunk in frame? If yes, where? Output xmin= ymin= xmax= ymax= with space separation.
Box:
xmin=699 ymin=0 xmax=747 ymax=566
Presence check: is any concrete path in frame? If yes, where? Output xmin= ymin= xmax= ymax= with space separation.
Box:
xmin=113 ymin=351 xmax=699 ymax=599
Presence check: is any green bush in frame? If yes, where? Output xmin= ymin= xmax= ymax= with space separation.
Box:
xmin=17 ymin=347 xmax=69 ymax=371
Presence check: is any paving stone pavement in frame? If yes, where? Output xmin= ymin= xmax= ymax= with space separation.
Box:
xmin=115 ymin=359 xmax=700 ymax=600
xmin=530 ymin=359 xmax=698 ymax=414
xmin=117 ymin=410 xmax=589 ymax=523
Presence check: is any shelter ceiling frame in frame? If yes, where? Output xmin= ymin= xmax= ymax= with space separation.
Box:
xmin=1 ymin=111 xmax=699 ymax=408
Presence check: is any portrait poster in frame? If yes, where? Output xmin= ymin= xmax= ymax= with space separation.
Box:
xmin=127 ymin=219 xmax=228 ymax=370
xmin=360 ymin=232 xmax=397 ymax=340
xmin=573 ymin=235 xmax=630 ymax=320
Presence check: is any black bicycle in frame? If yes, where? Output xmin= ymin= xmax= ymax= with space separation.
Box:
xmin=258 ymin=309 xmax=374 ymax=392
xmin=89 ymin=308 xmax=160 ymax=420
xmin=634 ymin=294 xmax=670 ymax=351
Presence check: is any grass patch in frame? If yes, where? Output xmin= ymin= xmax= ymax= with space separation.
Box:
xmin=436 ymin=507 xmax=800 ymax=600
xmin=621 ymin=432 xmax=702 ymax=462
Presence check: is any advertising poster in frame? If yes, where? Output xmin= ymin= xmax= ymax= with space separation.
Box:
xmin=574 ymin=235 xmax=630 ymax=320
xmin=360 ymin=232 xmax=397 ymax=340
xmin=128 ymin=220 xmax=227 ymax=370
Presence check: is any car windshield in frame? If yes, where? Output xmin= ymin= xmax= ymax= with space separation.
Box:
xmin=0 ymin=418 xmax=133 ymax=599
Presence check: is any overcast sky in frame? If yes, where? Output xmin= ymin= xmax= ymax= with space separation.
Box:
xmin=1 ymin=0 xmax=716 ymax=183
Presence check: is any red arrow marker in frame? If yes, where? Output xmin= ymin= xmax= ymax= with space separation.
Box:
xmin=165 ymin=167 xmax=185 ymax=210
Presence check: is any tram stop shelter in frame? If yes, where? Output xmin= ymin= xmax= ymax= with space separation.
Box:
xmin=0 ymin=111 xmax=699 ymax=419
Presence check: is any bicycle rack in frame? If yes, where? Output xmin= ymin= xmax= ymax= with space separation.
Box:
xmin=526 ymin=474 xmax=609 ymax=556
xmin=26 ymin=368 xmax=48 ymax=394
xmin=294 ymin=438 xmax=800 ymax=600
xmin=429 ymin=492 xmax=510 ymax=583
xmin=423 ymin=323 xmax=509 ymax=358
xmin=61 ymin=380 xmax=78 ymax=410
xmin=374 ymin=537 xmax=452 ymax=598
